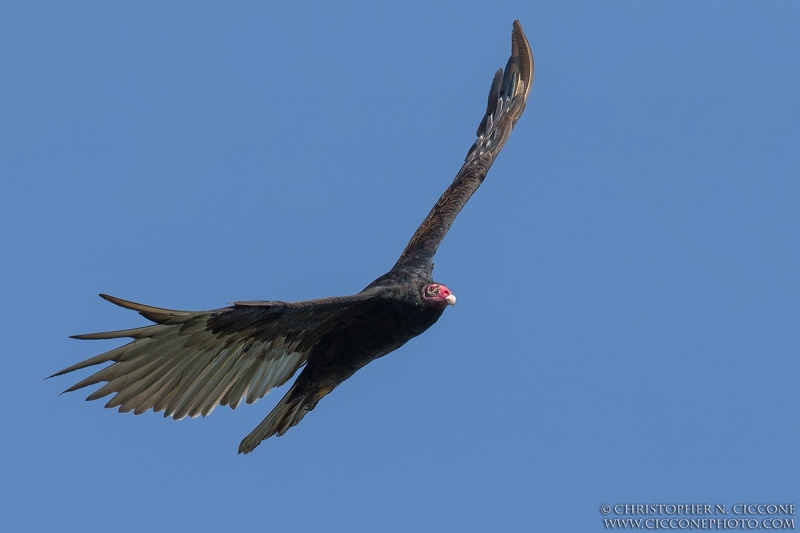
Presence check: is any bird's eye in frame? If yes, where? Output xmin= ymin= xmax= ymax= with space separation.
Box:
xmin=427 ymin=285 xmax=438 ymax=295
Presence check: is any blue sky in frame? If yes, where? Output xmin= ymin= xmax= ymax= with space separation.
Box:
xmin=2 ymin=2 xmax=799 ymax=531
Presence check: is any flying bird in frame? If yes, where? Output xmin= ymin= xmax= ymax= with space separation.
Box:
xmin=52 ymin=20 xmax=534 ymax=454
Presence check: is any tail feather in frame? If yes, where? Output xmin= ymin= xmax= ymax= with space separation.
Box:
xmin=238 ymin=384 xmax=312 ymax=454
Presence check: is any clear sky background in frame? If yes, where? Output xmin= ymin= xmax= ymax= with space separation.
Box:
xmin=2 ymin=2 xmax=799 ymax=531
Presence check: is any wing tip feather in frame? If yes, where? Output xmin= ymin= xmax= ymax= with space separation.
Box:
xmin=510 ymin=20 xmax=533 ymax=98
xmin=98 ymin=293 xmax=192 ymax=317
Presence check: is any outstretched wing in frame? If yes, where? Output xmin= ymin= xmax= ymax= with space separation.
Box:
xmin=51 ymin=291 xmax=378 ymax=420
xmin=393 ymin=20 xmax=533 ymax=271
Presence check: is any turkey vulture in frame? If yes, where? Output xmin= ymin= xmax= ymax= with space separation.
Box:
xmin=52 ymin=20 xmax=534 ymax=454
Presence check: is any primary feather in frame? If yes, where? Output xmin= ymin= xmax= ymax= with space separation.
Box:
xmin=52 ymin=20 xmax=534 ymax=454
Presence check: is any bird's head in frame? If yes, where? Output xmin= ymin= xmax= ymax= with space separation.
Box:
xmin=422 ymin=283 xmax=456 ymax=310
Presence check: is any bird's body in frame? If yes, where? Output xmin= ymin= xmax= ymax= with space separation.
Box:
xmin=52 ymin=21 xmax=534 ymax=454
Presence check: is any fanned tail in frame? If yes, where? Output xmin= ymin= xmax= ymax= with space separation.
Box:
xmin=238 ymin=384 xmax=313 ymax=454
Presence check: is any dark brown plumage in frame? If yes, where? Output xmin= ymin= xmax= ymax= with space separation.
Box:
xmin=51 ymin=20 xmax=534 ymax=454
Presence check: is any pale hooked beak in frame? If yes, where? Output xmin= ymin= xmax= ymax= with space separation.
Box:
xmin=445 ymin=294 xmax=456 ymax=306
